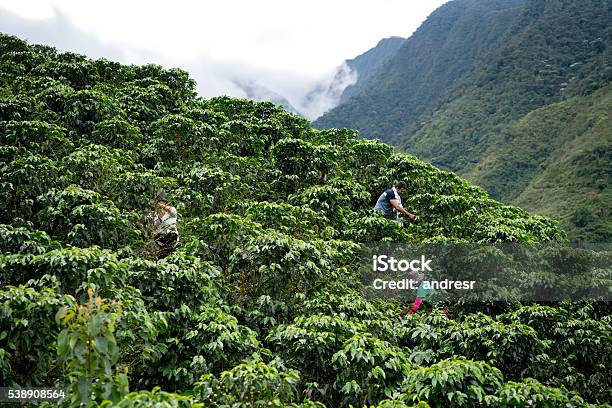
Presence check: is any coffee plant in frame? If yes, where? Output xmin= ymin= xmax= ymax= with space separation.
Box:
xmin=0 ymin=33 xmax=609 ymax=407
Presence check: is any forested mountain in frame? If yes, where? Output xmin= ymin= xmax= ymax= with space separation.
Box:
xmin=338 ymin=36 xmax=405 ymax=104
xmin=314 ymin=0 xmax=611 ymax=241
xmin=2 ymin=33 xmax=610 ymax=407
xmin=468 ymin=85 xmax=611 ymax=242
xmin=314 ymin=0 xmax=526 ymax=138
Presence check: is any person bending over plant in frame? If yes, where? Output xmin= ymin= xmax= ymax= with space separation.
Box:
xmin=147 ymin=192 xmax=179 ymax=259
xmin=374 ymin=181 xmax=416 ymax=224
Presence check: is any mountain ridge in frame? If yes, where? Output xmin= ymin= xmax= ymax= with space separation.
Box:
xmin=339 ymin=36 xmax=405 ymax=104
xmin=313 ymin=0 xmax=525 ymax=139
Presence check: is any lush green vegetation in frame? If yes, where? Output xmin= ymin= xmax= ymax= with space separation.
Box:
xmin=338 ymin=36 xmax=406 ymax=105
xmin=0 ymin=33 xmax=610 ymax=407
xmin=314 ymin=0 xmax=611 ymax=242
xmin=468 ymin=86 xmax=612 ymax=242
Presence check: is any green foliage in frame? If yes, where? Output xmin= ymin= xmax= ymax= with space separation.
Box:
xmin=0 ymin=247 xmax=125 ymax=297
xmin=396 ymin=311 xmax=550 ymax=380
xmin=125 ymin=254 xmax=222 ymax=311
xmin=56 ymin=289 xmax=129 ymax=406
xmin=342 ymin=212 xmax=411 ymax=243
xmin=272 ymin=138 xmax=339 ymax=187
xmin=32 ymin=57 xmax=101 ymax=90
xmin=178 ymin=164 xmax=242 ymax=213
xmin=245 ymin=201 xmax=334 ymax=239
xmin=0 ymin=95 xmax=39 ymax=121
xmin=59 ymin=144 xmax=136 ymax=191
xmin=315 ymin=128 xmax=360 ymax=146
xmin=91 ymin=118 xmax=144 ymax=150
xmin=228 ymin=233 xmax=340 ymax=301
xmin=142 ymin=114 xmax=220 ymax=163
xmin=185 ymin=213 xmax=265 ymax=269
xmin=300 ymin=292 xmax=397 ymax=340
xmin=331 ymin=333 xmax=411 ymax=406
xmin=488 ymin=378 xmax=586 ymax=407
xmin=543 ymin=316 xmax=611 ymax=402
xmin=33 ymin=80 xmax=76 ymax=120
xmin=267 ymin=314 xmax=365 ymax=401
xmin=139 ymin=305 xmax=260 ymax=388
xmin=0 ymin=224 xmax=60 ymax=255
xmin=36 ymin=186 xmax=140 ymax=248
xmin=441 ymin=313 xmax=548 ymax=380
xmin=0 ymin=286 xmax=67 ymax=386
xmin=399 ymin=357 xmax=504 ymax=407
xmin=111 ymin=387 xmax=202 ymax=407
xmin=0 ymin=33 xmax=604 ymax=408
xmin=290 ymin=179 xmax=370 ymax=224
xmin=243 ymin=294 xmax=294 ymax=334
xmin=101 ymin=170 xmax=175 ymax=212
xmin=194 ymin=356 xmax=302 ymax=407
xmin=375 ymin=402 xmax=431 ymax=408
xmin=220 ymin=119 xmax=268 ymax=156
xmin=339 ymin=138 xmax=394 ymax=183
xmin=399 ymin=304 xmax=612 ymax=403
xmin=64 ymin=89 xmax=123 ymax=135
xmin=109 ymin=287 xmax=168 ymax=382
xmin=0 ymin=151 xmax=63 ymax=222
xmin=114 ymin=80 xmax=170 ymax=125
xmin=0 ymin=120 xmax=73 ymax=157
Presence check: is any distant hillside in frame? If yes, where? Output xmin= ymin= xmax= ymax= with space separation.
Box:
xmin=314 ymin=0 xmax=526 ymax=138
xmin=314 ymin=0 xmax=611 ymax=241
xmin=400 ymin=0 xmax=611 ymax=172
xmin=339 ymin=36 xmax=405 ymax=104
xmin=302 ymin=37 xmax=406 ymax=119
xmin=500 ymin=86 xmax=611 ymax=242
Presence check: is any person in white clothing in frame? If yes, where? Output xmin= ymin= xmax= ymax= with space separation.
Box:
xmin=148 ymin=194 xmax=179 ymax=259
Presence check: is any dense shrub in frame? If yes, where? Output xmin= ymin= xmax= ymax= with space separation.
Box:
xmin=398 ymin=357 xmax=504 ymax=407
xmin=0 ymin=224 xmax=60 ymax=255
xmin=289 ymin=179 xmax=370 ymax=224
xmin=0 ymin=247 xmax=126 ymax=297
xmin=0 ymin=286 xmax=68 ymax=386
xmin=36 ymin=186 xmax=140 ymax=248
xmin=0 ymin=152 xmax=64 ymax=222
xmin=245 ymin=201 xmax=334 ymax=239
xmin=137 ymin=305 xmax=260 ymax=388
xmin=228 ymin=233 xmax=341 ymax=301
xmin=193 ymin=357 xmax=303 ymax=407
xmin=0 ymin=120 xmax=73 ymax=157
xmin=488 ymin=378 xmax=586 ymax=407
xmin=63 ymin=89 xmax=123 ymax=135
xmin=0 ymin=33 xmax=604 ymax=408
xmin=59 ymin=145 xmax=136 ymax=191
xmin=91 ymin=118 xmax=144 ymax=150
xmin=125 ymin=254 xmax=222 ymax=310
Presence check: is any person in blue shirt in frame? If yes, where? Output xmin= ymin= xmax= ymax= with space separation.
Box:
xmin=374 ymin=181 xmax=416 ymax=222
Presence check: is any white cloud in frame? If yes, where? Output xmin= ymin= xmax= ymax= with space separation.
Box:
xmin=0 ymin=0 xmax=449 ymax=117
xmin=1 ymin=0 xmax=448 ymax=75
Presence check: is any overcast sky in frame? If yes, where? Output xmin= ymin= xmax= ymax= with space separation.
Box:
xmin=0 ymin=0 xmax=449 ymax=116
